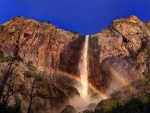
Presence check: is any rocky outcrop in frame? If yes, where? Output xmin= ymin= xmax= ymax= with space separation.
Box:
xmin=56 ymin=84 xmax=80 ymax=99
xmin=89 ymin=15 xmax=150 ymax=91
xmin=87 ymin=103 xmax=97 ymax=111
xmin=146 ymin=21 xmax=150 ymax=29
xmin=61 ymin=105 xmax=77 ymax=113
xmin=1 ymin=17 xmax=80 ymax=70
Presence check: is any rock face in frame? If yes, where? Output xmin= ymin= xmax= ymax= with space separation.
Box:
xmin=89 ymin=15 xmax=150 ymax=92
xmin=1 ymin=17 xmax=80 ymax=70
xmin=0 ymin=17 xmax=81 ymax=113
xmin=0 ymin=15 xmax=150 ymax=112
xmin=61 ymin=105 xmax=77 ymax=113
xmin=87 ymin=103 xmax=97 ymax=111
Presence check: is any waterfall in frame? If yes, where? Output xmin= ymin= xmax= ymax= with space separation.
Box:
xmin=78 ymin=35 xmax=89 ymax=100
xmin=69 ymin=35 xmax=90 ymax=112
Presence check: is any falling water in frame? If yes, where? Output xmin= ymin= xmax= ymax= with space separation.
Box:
xmin=78 ymin=35 xmax=89 ymax=100
xmin=69 ymin=35 xmax=90 ymax=112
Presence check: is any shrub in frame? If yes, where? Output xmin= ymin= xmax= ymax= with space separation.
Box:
xmin=26 ymin=61 xmax=37 ymax=71
xmin=0 ymin=57 xmax=10 ymax=62
xmin=94 ymin=99 xmax=121 ymax=113
xmin=24 ymin=71 xmax=34 ymax=78
xmin=138 ymin=94 xmax=149 ymax=104
xmin=24 ymin=71 xmax=42 ymax=82
xmin=27 ymin=65 xmax=37 ymax=71
xmin=122 ymin=98 xmax=142 ymax=113
xmin=0 ymin=50 xmax=10 ymax=62
xmin=102 ymin=100 xmax=121 ymax=113
xmin=34 ymin=74 xmax=42 ymax=81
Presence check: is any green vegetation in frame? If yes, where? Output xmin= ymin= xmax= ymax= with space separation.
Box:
xmin=23 ymin=71 xmax=46 ymax=113
xmin=122 ymin=98 xmax=144 ymax=113
xmin=24 ymin=71 xmax=46 ymax=86
xmin=26 ymin=61 xmax=37 ymax=71
xmin=83 ymin=76 xmax=150 ymax=113
xmin=24 ymin=71 xmax=42 ymax=81
xmin=93 ymin=99 xmax=121 ymax=113
xmin=0 ymin=50 xmax=10 ymax=62
xmin=102 ymin=100 xmax=121 ymax=113
xmin=138 ymin=94 xmax=149 ymax=104
xmin=0 ymin=49 xmax=23 ymax=112
xmin=0 ymin=57 xmax=10 ymax=62
xmin=0 ymin=50 xmax=23 ymax=63
xmin=83 ymin=97 xmax=150 ymax=113
xmin=27 ymin=65 xmax=37 ymax=71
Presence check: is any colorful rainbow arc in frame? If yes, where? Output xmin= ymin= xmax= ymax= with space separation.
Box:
xmin=88 ymin=55 xmax=137 ymax=95
xmin=39 ymin=60 xmax=137 ymax=100
xmin=40 ymin=67 xmax=110 ymax=99
xmin=102 ymin=64 xmax=137 ymax=95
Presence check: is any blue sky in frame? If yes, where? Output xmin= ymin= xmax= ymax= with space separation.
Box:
xmin=0 ymin=0 xmax=150 ymax=35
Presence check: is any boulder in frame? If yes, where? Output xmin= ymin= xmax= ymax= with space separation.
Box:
xmin=61 ymin=105 xmax=77 ymax=113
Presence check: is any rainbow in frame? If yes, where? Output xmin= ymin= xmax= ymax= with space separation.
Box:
xmin=40 ymin=67 xmax=110 ymax=99
xmin=39 ymin=57 xmax=137 ymax=99
xmin=88 ymin=82 xmax=110 ymax=99
xmin=87 ymin=55 xmax=137 ymax=95
xmin=101 ymin=63 xmax=137 ymax=94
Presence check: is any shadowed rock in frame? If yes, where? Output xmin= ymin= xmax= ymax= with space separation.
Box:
xmin=87 ymin=103 xmax=97 ymax=111
xmin=61 ymin=105 xmax=77 ymax=113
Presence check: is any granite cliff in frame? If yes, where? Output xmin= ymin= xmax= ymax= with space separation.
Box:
xmin=0 ymin=15 xmax=150 ymax=113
